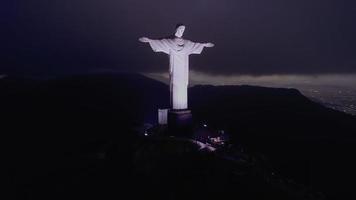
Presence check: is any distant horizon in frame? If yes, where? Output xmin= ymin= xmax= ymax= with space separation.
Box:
xmin=144 ymin=71 xmax=356 ymax=116
xmin=2 ymin=69 xmax=355 ymax=115
xmin=144 ymin=70 xmax=356 ymax=88
xmin=2 ymin=69 xmax=356 ymax=86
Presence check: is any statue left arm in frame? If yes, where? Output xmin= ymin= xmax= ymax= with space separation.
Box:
xmin=189 ymin=42 xmax=214 ymax=55
xmin=204 ymin=43 xmax=215 ymax=48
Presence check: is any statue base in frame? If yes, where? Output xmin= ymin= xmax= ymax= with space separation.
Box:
xmin=168 ymin=109 xmax=193 ymax=136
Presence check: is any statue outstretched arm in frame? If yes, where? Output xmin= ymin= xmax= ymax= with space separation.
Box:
xmin=189 ymin=41 xmax=215 ymax=55
xmin=139 ymin=37 xmax=151 ymax=43
xmin=204 ymin=42 xmax=215 ymax=48
xmin=139 ymin=37 xmax=170 ymax=54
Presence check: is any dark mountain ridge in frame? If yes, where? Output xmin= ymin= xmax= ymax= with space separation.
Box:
xmin=3 ymin=73 xmax=356 ymax=199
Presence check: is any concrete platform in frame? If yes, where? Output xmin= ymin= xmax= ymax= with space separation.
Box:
xmin=168 ymin=109 xmax=193 ymax=136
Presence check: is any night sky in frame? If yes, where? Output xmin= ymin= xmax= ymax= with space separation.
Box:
xmin=2 ymin=0 xmax=356 ymax=77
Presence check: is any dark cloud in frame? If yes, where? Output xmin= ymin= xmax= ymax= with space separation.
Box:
xmin=2 ymin=0 xmax=356 ymax=77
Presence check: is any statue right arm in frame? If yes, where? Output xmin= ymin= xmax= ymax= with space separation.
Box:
xmin=139 ymin=37 xmax=170 ymax=54
xmin=139 ymin=37 xmax=151 ymax=43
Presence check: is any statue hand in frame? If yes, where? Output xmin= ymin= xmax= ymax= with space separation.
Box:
xmin=205 ymin=42 xmax=215 ymax=48
xmin=139 ymin=37 xmax=150 ymax=43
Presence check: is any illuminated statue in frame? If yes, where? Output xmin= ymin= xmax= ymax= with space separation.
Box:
xmin=139 ymin=24 xmax=214 ymax=110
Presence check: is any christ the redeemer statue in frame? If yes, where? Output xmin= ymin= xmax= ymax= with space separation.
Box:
xmin=139 ymin=24 xmax=214 ymax=110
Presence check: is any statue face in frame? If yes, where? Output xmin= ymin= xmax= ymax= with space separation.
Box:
xmin=175 ymin=25 xmax=185 ymax=38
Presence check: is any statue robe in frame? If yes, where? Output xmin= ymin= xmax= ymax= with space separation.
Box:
xmin=148 ymin=38 xmax=206 ymax=110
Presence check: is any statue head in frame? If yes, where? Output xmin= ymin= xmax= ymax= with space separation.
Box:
xmin=175 ymin=24 xmax=186 ymax=38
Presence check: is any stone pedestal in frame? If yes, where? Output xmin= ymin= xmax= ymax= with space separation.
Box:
xmin=168 ymin=109 xmax=193 ymax=136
